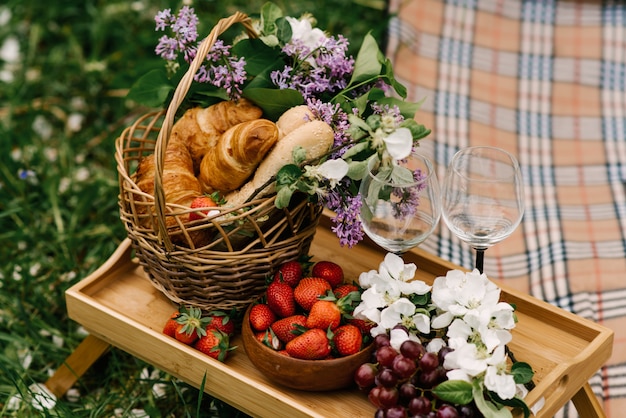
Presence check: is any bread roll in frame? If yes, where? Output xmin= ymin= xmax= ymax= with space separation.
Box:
xmin=276 ymin=105 xmax=314 ymax=138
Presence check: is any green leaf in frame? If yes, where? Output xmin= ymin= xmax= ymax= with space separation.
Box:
xmin=473 ymin=380 xmax=513 ymax=418
xmin=511 ymin=361 xmax=534 ymax=385
xmin=276 ymin=164 xmax=302 ymax=186
xmin=275 ymin=185 xmax=295 ymax=209
xmin=402 ymin=118 xmax=432 ymax=141
xmin=346 ymin=159 xmax=371 ymax=181
xmin=390 ymin=165 xmax=415 ymax=185
xmin=261 ymin=2 xmax=283 ymax=34
xmin=292 ymin=146 xmax=307 ymax=165
xmin=432 ymin=380 xmax=474 ymax=405
xmin=489 ymin=393 xmax=532 ymax=418
xmin=275 ymin=16 xmax=293 ymax=44
xmin=341 ymin=141 xmax=371 ymax=160
xmin=242 ymin=87 xmax=304 ymax=120
xmin=126 ymin=69 xmax=173 ymax=108
xmin=232 ymin=38 xmax=282 ymax=76
xmin=349 ymin=32 xmax=384 ymax=86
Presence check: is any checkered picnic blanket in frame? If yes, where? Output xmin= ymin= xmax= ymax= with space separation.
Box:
xmin=387 ymin=0 xmax=626 ymax=416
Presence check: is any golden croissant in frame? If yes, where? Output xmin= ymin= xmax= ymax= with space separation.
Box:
xmin=198 ymin=118 xmax=280 ymax=193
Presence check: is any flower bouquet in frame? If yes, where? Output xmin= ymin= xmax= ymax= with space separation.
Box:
xmin=126 ymin=2 xmax=431 ymax=249
xmin=352 ymin=253 xmax=538 ymax=417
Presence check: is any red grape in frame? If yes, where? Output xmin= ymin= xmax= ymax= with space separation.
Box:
xmin=398 ymin=382 xmax=417 ymax=402
xmin=376 ymin=345 xmax=399 ymax=368
xmin=368 ymin=386 xmax=382 ymax=408
xmin=436 ymin=404 xmax=460 ymax=418
xmin=386 ymin=405 xmax=408 ymax=418
xmin=392 ymin=354 xmax=417 ymax=379
xmin=400 ymin=340 xmax=425 ymax=360
xmin=378 ymin=386 xmax=400 ymax=409
xmin=354 ymin=363 xmax=378 ymax=389
xmin=408 ymin=395 xmax=432 ymax=415
xmin=377 ymin=367 xmax=398 ymax=387
xmin=418 ymin=351 xmax=439 ymax=372
xmin=374 ymin=333 xmax=391 ymax=348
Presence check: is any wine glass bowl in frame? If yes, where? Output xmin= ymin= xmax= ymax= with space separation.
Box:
xmin=441 ymin=146 xmax=524 ymax=271
xmin=359 ymin=153 xmax=441 ymax=254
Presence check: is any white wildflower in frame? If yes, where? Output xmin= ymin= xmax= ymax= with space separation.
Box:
xmin=382 ymin=127 xmax=412 ymax=160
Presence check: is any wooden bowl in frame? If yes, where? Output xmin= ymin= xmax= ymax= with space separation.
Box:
xmin=241 ymin=305 xmax=374 ymax=391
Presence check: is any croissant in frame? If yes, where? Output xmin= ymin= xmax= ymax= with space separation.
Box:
xmin=198 ymin=119 xmax=280 ymax=193
xmin=133 ymin=138 xmax=213 ymax=247
xmin=170 ymin=98 xmax=263 ymax=173
xmin=225 ymin=118 xmax=335 ymax=207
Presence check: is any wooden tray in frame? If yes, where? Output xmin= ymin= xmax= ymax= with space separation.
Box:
xmin=65 ymin=217 xmax=613 ymax=418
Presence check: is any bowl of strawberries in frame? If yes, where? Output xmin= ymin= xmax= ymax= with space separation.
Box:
xmin=241 ymin=259 xmax=375 ymax=391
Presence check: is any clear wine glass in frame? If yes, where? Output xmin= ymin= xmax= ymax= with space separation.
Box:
xmin=359 ymin=152 xmax=441 ymax=256
xmin=441 ymin=146 xmax=524 ymax=273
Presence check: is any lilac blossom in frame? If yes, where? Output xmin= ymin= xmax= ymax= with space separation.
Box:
xmin=270 ymin=35 xmax=354 ymax=100
xmin=194 ymin=40 xmax=247 ymax=99
xmin=154 ymin=6 xmax=199 ymax=61
xmin=324 ymin=184 xmax=364 ymax=248
xmin=391 ymin=169 xmax=426 ymax=219
xmin=306 ymin=98 xmax=351 ymax=156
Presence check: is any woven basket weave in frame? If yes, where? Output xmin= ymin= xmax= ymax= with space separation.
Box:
xmin=115 ymin=12 xmax=323 ymax=312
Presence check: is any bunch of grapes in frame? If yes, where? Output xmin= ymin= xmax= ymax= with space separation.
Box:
xmin=354 ymin=333 xmax=480 ymax=418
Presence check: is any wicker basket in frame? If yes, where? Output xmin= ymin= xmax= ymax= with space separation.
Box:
xmin=115 ymin=12 xmax=323 ymax=313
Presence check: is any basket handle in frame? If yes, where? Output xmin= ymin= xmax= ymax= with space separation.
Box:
xmin=153 ymin=12 xmax=257 ymax=252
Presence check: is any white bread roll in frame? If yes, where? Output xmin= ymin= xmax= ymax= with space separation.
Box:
xmin=276 ymin=105 xmax=314 ymax=138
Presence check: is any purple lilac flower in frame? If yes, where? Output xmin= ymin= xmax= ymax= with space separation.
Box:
xmin=324 ymin=185 xmax=364 ymax=248
xmin=154 ymin=6 xmax=199 ymax=62
xmin=271 ymin=35 xmax=354 ymax=100
xmin=194 ymin=40 xmax=247 ymax=100
xmin=306 ymin=98 xmax=351 ymax=157
xmin=391 ymin=169 xmax=426 ymax=219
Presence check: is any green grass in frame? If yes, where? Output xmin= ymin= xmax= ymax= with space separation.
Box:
xmin=0 ymin=0 xmax=388 ymax=416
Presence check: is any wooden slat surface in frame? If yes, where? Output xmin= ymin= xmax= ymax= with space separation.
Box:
xmin=65 ymin=220 xmax=613 ymax=418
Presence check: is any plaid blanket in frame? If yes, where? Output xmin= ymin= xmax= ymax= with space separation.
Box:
xmin=387 ymin=0 xmax=626 ymax=416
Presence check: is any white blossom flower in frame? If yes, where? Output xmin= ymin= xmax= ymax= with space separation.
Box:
xmin=388 ymin=327 xmax=420 ymax=350
xmin=483 ymin=346 xmax=517 ymax=399
xmin=443 ymin=341 xmax=488 ymax=378
xmin=285 ymin=16 xmax=326 ymax=52
xmin=304 ymin=159 xmax=349 ymax=188
xmin=382 ymin=127 xmax=413 ymax=160
xmin=431 ymin=268 xmax=501 ymax=329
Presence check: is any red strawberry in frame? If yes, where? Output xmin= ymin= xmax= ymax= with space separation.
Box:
xmin=270 ymin=315 xmax=307 ymax=343
xmin=266 ymin=280 xmax=296 ymax=318
xmin=249 ymin=303 xmax=276 ymax=332
xmin=273 ymin=260 xmax=304 ymax=288
xmin=285 ymin=328 xmax=331 ymax=360
xmin=305 ymin=300 xmax=341 ymax=331
xmin=347 ymin=317 xmax=376 ymax=335
xmin=311 ymin=261 xmax=344 ymax=288
xmin=205 ymin=311 xmax=235 ymax=337
xmin=162 ymin=311 xmax=181 ymax=337
xmin=189 ymin=195 xmax=217 ymax=221
xmin=294 ymin=277 xmax=332 ymax=311
xmin=333 ymin=283 xmax=359 ymax=299
xmin=173 ymin=306 xmax=211 ymax=345
xmin=332 ymin=324 xmax=363 ymax=356
xmin=193 ymin=328 xmax=233 ymax=362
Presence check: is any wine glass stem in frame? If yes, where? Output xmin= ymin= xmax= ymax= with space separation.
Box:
xmin=475 ymin=249 xmax=485 ymax=273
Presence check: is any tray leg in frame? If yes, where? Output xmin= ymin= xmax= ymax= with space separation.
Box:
xmin=45 ymin=334 xmax=111 ymax=398
xmin=571 ymin=382 xmax=606 ymax=418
